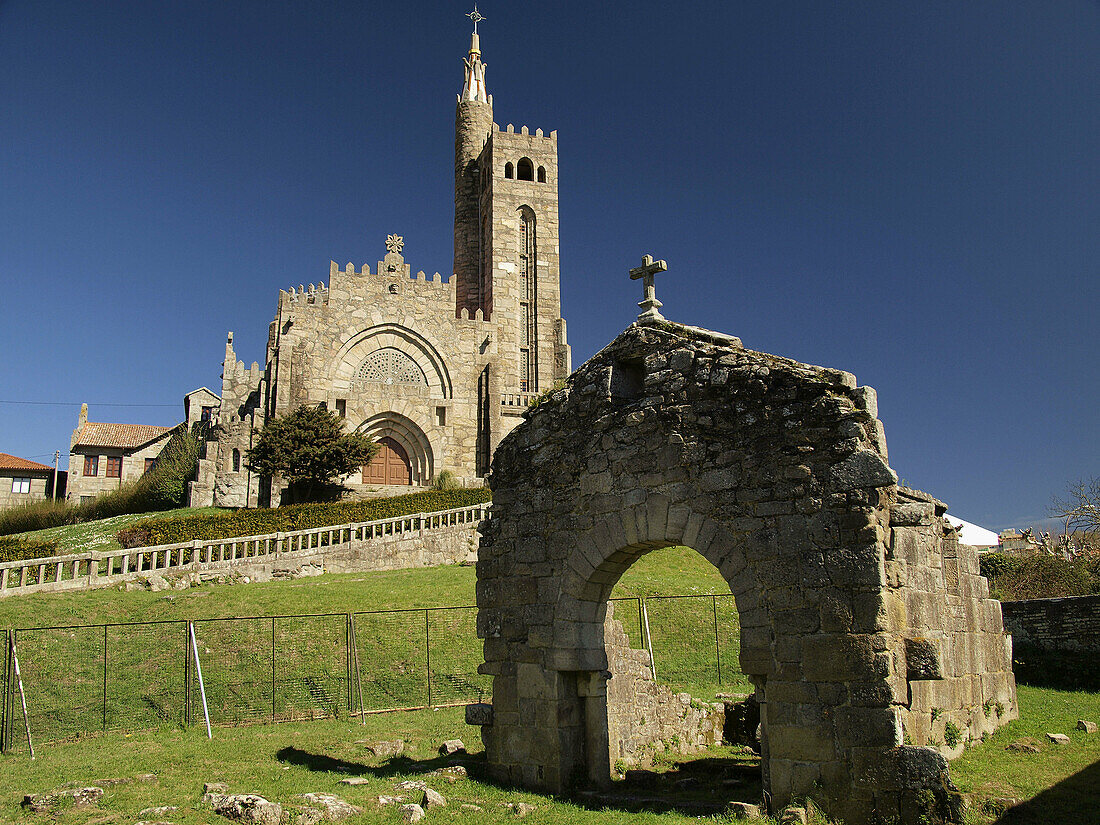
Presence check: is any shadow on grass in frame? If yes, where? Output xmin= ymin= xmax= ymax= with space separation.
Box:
xmin=993 ymin=758 xmax=1100 ymax=824
xmin=276 ymin=745 xmax=483 ymax=781
xmin=573 ymin=756 xmax=763 ymax=816
xmin=276 ymin=746 xmax=762 ymax=817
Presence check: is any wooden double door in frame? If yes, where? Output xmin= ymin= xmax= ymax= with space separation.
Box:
xmin=362 ymin=437 xmax=412 ymax=485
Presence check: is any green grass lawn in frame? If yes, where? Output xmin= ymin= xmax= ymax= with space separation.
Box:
xmin=951 ymin=685 xmax=1100 ymax=823
xmin=11 ymin=507 xmax=226 ymax=555
xmin=1 ymin=686 xmax=1097 ymax=824
xmin=1 ymin=547 xmax=1098 ymax=823
xmin=0 ymin=707 xmax=776 ymax=825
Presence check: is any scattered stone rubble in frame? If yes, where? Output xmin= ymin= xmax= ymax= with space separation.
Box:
xmin=297 ymin=793 xmax=361 ymax=821
xmin=203 ymin=790 xmax=283 ymax=825
xmin=22 ymin=786 xmax=104 ymax=812
xmin=360 ymin=738 xmax=405 ymax=758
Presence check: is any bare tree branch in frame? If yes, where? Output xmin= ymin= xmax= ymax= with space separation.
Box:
xmin=1050 ymin=477 xmax=1100 ymax=535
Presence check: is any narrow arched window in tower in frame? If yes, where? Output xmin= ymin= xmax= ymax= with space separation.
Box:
xmin=537 ymin=165 xmax=546 ymax=183
xmin=517 ymin=157 xmax=534 ymax=181
xmin=232 ymin=449 xmax=241 ymax=473
xmin=504 ymin=162 xmax=514 ymax=179
xmin=518 ymin=207 xmax=538 ymax=392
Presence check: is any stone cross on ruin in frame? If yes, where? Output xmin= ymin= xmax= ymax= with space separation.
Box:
xmin=629 ymin=254 xmax=668 ymax=321
xmin=386 ymin=234 xmax=404 ymax=254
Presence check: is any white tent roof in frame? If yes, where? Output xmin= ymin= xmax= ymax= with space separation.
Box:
xmin=944 ymin=515 xmax=1000 ymax=547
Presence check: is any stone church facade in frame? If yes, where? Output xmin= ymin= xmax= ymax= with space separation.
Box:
xmin=190 ymin=24 xmax=569 ymax=507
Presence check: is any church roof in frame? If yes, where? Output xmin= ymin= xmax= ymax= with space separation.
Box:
xmin=0 ymin=452 xmax=53 ymax=473
xmin=73 ymin=422 xmax=175 ymax=450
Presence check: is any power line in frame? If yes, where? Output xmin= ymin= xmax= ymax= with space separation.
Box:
xmin=0 ymin=400 xmax=177 ymax=408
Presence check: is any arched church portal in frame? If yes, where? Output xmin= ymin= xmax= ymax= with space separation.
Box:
xmin=362 ymin=436 xmax=412 ymax=486
xmin=355 ymin=412 xmax=433 ymax=486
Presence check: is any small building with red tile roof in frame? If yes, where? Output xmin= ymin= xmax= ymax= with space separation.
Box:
xmin=0 ymin=452 xmax=62 ymax=508
xmin=67 ymin=404 xmax=181 ymax=503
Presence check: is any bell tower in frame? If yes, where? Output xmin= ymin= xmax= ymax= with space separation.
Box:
xmin=451 ymin=9 xmax=570 ymax=394
xmin=453 ymin=8 xmax=493 ymax=318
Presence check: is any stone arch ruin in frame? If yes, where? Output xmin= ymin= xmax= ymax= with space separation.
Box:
xmin=472 ymin=319 xmax=1017 ymax=823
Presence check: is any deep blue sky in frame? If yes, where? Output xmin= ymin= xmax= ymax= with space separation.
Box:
xmin=1 ymin=1 xmax=1096 ymax=530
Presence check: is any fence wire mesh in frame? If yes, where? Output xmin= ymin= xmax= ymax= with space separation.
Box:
xmin=1 ymin=594 xmax=743 ymax=753
xmin=275 ymin=614 xmax=349 ymax=721
xmin=12 ymin=625 xmax=104 ymax=745
xmin=427 ymin=607 xmax=490 ymax=706
xmin=106 ymin=621 xmax=186 ymax=731
xmin=191 ymin=617 xmax=274 ymax=725
xmin=352 ymin=610 xmax=428 ymax=711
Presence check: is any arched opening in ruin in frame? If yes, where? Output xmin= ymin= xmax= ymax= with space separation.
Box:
xmin=504 ymin=161 xmax=514 ymax=179
xmin=520 ymin=499 xmax=785 ymax=797
xmin=537 ymin=165 xmax=547 ymax=183
xmin=517 ymin=157 xmax=534 ymax=180
xmin=598 ymin=544 xmax=762 ymax=796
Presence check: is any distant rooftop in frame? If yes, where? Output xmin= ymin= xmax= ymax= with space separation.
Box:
xmin=0 ymin=452 xmax=53 ymax=473
xmin=73 ymin=422 xmax=175 ymax=450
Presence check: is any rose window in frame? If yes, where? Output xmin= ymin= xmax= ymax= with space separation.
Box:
xmin=355 ymin=348 xmax=427 ymax=386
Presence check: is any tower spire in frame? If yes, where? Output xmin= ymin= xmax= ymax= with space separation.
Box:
xmin=462 ymin=6 xmax=489 ymax=103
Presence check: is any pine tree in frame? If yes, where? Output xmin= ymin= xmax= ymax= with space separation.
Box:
xmin=247 ymin=406 xmax=378 ymax=503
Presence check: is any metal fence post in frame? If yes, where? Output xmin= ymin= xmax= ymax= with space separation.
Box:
xmin=345 ymin=614 xmax=352 ymax=716
xmin=102 ymin=625 xmax=108 ymax=731
xmin=1 ymin=629 xmax=12 ymax=753
xmin=184 ymin=621 xmax=192 ymax=727
xmin=271 ymin=618 xmax=277 ymax=723
xmin=712 ymin=595 xmax=722 ymax=685
xmin=424 ymin=610 xmax=432 ymax=708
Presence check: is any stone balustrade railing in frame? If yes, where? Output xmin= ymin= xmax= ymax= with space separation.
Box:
xmin=0 ymin=503 xmax=490 ymax=598
xmin=500 ymin=392 xmax=540 ymax=414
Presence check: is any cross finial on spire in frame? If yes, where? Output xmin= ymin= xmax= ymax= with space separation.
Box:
xmin=467 ymin=5 xmax=485 ymax=34
xmin=461 ymin=5 xmax=489 ymax=102
xmin=629 ymin=254 xmax=668 ymax=321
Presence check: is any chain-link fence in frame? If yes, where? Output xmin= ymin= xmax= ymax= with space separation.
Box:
xmin=0 ymin=595 xmax=742 ymax=753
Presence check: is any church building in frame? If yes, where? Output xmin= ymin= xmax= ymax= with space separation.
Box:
xmin=189 ymin=17 xmax=570 ymax=507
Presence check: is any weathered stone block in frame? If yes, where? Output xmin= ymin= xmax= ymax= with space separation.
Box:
xmin=465 ymin=702 xmax=493 ymax=726
xmin=904 ymin=637 xmax=945 ymax=680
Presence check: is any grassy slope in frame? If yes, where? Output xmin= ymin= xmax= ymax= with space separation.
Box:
xmin=0 ymin=709 xmax=770 ymax=825
xmin=0 ymin=545 xmax=729 ymax=630
xmin=11 ymin=507 xmax=225 ymax=555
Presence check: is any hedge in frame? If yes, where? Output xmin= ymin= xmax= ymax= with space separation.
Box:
xmin=979 ymin=551 xmax=1099 ymax=600
xmin=0 ymin=535 xmax=61 ymax=564
xmin=117 ymin=487 xmax=492 ymax=548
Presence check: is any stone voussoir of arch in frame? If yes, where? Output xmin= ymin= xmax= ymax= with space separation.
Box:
xmin=470 ymin=318 xmax=1017 ymax=825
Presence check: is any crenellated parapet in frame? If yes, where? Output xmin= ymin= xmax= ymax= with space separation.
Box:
xmin=324 ymin=260 xmax=453 ymax=288
xmin=496 ymin=123 xmax=557 ymax=140
xmin=281 ymin=281 xmax=329 ymax=305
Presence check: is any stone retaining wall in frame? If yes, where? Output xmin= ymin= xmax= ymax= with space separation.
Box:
xmin=604 ymin=605 xmax=724 ymax=768
xmin=1000 ymin=595 xmax=1100 ymax=653
xmin=1000 ymin=595 xmax=1100 ymax=690
xmin=3 ymin=523 xmax=480 ymax=598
